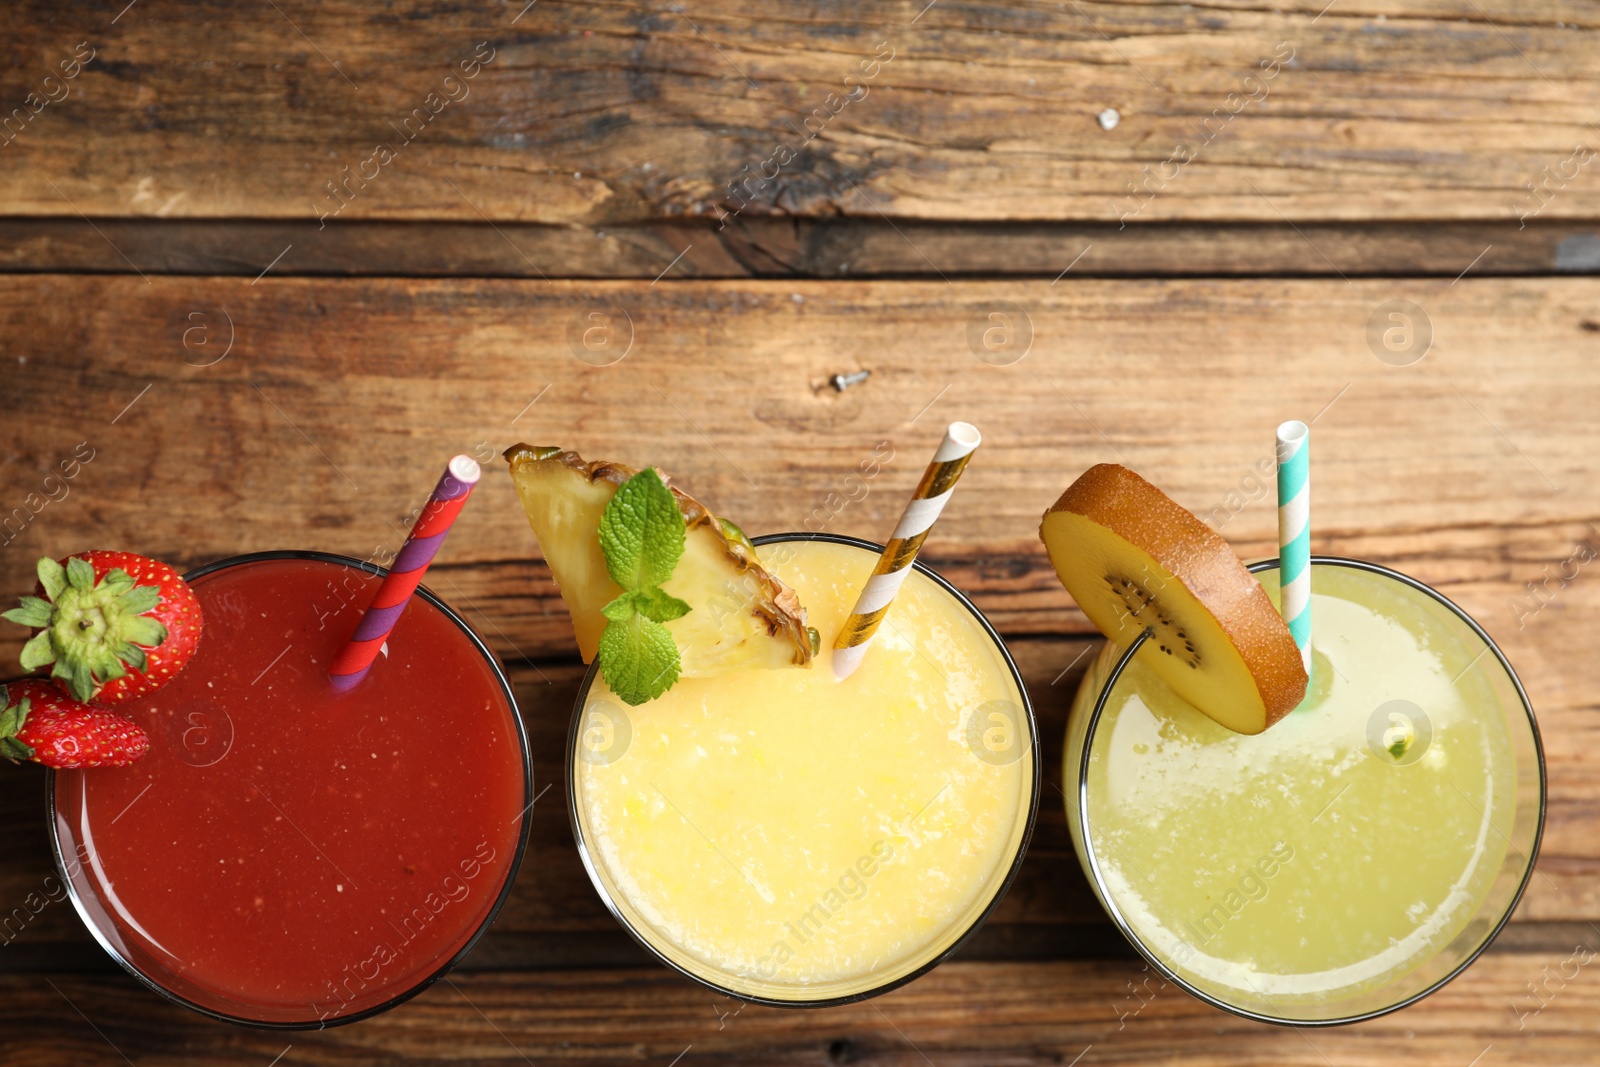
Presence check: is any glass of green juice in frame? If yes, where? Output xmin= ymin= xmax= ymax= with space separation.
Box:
xmin=1065 ymin=556 xmax=1545 ymax=1025
xmin=567 ymin=533 xmax=1040 ymax=1006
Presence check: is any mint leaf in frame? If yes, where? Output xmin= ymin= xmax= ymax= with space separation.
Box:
xmin=598 ymin=611 xmax=681 ymax=706
xmin=594 ymin=468 xmax=695 ymax=703
xmin=601 ymin=591 xmax=641 ymax=622
xmin=598 ymin=469 xmax=686 ymax=592
xmin=635 ymin=586 xmax=691 ymax=623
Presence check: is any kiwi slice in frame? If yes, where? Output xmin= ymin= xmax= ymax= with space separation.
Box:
xmin=1040 ymin=464 xmax=1307 ymax=734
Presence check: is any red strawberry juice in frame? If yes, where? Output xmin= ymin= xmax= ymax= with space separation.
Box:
xmin=51 ymin=554 xmax=529 ymax=1026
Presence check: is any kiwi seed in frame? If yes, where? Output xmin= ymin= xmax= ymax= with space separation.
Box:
xmin=1101 ymin=572 xmax=1203 ymax=669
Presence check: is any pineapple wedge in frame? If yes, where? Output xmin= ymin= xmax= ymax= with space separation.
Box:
xmin=505 ymin=445 xmax=812 ymax=674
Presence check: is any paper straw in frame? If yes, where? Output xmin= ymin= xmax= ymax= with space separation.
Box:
xmin=832 ymin=422 xmax=981 ymax=681
xmin=330 ymin=455 xmax=482 ymax=691
xmin=1275 ymin=420 xmax=1311 ymax=672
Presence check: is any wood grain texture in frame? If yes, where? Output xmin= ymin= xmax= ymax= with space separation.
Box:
xmin=0 ymin=273 xmax=1595 ymax=949
xmin=4 ymin=953 xmax=1599 ymax=1066
xmin=3 ymin=1 xmax=1600 ymax=225
xmin=4 ymin=218 xmax=1600 ymax=279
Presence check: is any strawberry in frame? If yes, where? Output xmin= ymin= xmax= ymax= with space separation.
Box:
xmin=0 ymin=679 xmax=149 ymax=768
xmin=3 ymin=552 xmax=203 ymax=704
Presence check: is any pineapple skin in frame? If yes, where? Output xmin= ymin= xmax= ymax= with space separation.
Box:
xmin=505 ymin=446 xmax=812 ymax=675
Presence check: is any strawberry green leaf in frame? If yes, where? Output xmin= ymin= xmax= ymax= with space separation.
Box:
xmin=19 ymin=631 xmax=56 ymax=671
xmin=121 ymin=614 xmax=167 ymax=648
xmin=0 ymin=696 xmax=27 ymax=739
xmin=2 ymin=597 xmax=53 ymax=628
xmin=36 ymin=557 xmax=66 ymax=601
xmin=0 ymin=736 xmax=34 ymax=762
xmin=100 ymin=569 xmax=135 ymax=596
xmin=65 ymin=556 xmax=96 ymax=592
xmin=118 ymin=584 xmax=161 ymax=616
xmin=59 ymin=656 xmax=115 ymax=703
xmin=58 ymin=659 xmax=91 ymax=701
xmin=635 ymin=586 xmax=691 ymax=624
xmin=118 ymin=642 xmax=148 ymax=673
xmin=598 ymin=611 xmax=681 ymax=706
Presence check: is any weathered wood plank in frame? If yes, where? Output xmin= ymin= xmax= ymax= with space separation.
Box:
xmin=3 ymin=2 xmax=1599 ymax=224
xmin=4 ymin=953 xmax=1597 ymax=1066
xmin=3 ymin=218 xmax=1600 ymax=279
xmin=1 ymin=274 xmax=1594 ymax=652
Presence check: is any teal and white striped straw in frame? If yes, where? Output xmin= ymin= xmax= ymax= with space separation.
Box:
xmin=1275 ymin=420 xmax=1312 ymax=673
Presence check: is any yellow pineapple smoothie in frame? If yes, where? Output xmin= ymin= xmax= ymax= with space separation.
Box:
xmin=572 ymin=536 xmax=1036 ymax=1003
xmin=1066 ymin=560 xmax=1541 ymax=1022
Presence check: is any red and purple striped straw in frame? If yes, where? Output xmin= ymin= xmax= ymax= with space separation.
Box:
xmin=329 ymin=454 xmax=481 ymax=691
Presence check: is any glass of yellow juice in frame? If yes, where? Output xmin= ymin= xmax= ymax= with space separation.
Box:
xmin=568 ymin=533 xmax=1039 ymax=1005
xmin=1065 ymin=556 xmax=1545 ymax=1024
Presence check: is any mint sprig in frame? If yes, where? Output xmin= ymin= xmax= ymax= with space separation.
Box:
xmin=597 ymin=468 xmax=692 ymax=705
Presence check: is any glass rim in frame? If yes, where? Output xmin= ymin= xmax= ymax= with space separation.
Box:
xmin=1073 ymin=554 xmax=1549 ymax=1027
xmin=565 ymin=530 xmax=1043 ymax=1009
xmin=45 ymin=549 xmax=535 ymax=1031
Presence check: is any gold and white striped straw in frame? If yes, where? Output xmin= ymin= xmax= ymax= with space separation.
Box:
xmin=832 ymin=421 xmax=982 ymax=681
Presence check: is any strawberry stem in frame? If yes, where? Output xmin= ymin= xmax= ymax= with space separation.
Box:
xmin=2 ymin=558 xmax=170 ymax=702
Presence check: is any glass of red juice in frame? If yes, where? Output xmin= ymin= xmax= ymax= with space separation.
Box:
xmin=47 ymin=551 xmax=532 ymax=1028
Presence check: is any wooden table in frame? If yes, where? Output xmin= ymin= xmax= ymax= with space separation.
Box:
xmin=2 ymin=2 xmax=1598 ymax=1063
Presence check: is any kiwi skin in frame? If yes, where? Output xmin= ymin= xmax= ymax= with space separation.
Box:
xmin=1043 ymin=464 xmax=1308 ymax=731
